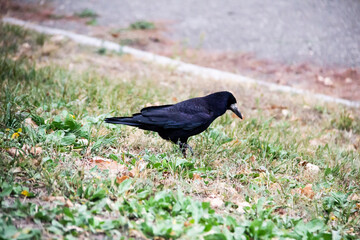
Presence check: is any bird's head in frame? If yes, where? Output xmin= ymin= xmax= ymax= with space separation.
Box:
xmin=226 ymin=93 xmax=243 ymax=119
xmin=205 ymin=91 xmax=243 ymax=119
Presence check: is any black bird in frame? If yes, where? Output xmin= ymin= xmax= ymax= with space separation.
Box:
xmin=105 ymin=91 xmax=243 ymax=157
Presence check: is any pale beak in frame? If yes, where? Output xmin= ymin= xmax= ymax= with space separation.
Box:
xmin=230 ymin=103 xmax=243 ymax=119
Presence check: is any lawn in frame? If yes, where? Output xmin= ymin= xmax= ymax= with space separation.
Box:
xmin=0 ymin=22 xmax=360 ymax=239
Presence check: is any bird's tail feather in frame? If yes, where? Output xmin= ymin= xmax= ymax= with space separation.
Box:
xmin=104 ymin=117 xmax=140 ymax=127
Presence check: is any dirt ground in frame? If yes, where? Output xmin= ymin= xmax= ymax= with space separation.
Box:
xmin=2 ymin=1 xmax=360 ymax=101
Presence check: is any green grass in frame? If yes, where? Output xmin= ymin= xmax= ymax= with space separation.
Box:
xmin=129 ymin=21 xmax=156 ymax=30
xmin=75 ymin=9 xmax=98 ymax=19
xmin=86 ymin=18 xmax=98 ymax=26
xmin=0 ymin=22 xmax=359 ymax=239
xmin=331 ymin=111 xmax=360 ymax=133
xmin=74 ymin=9 xmax=98 ymax=26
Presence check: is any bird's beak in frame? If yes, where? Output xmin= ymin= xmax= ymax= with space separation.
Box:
xmin=230 ymin=103 xmax=243 ymax=119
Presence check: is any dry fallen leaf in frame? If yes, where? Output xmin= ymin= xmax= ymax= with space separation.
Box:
xmin=193 ymin=173 xmax=202 ymax=180
xmin=21 ymin=145 xmax=30 ymax=152
xmin=11 ymin=167 xmax=22 ymax=174
xmin=24 ymin=118 xmax=38 ymax=129
xmin=350 ymin=194 xmax=360 ymax=202
xmin=65 ymin=199 xmax=74 ymax=207
xmin=42 ymin=196 xmax=73 ymax=207
xmin=128 ymin=170 xmax=135 ymax=178
xmin=30 ymin=147 xmax=43 ymax=155
xmin=131 ymin=159 xmax=148 ymax=176
xmin=90 ymin=157 xmax=127 ymax=170
xmin=231 ymin=139 xmax=241 ymax=146
xmin=269 ymin=105 xmax=287 ymax=110
xmin=129 ymin=229 xmax=148 ymax=240
xmin=269 ymin=183 xmax=281 ymax=192
xmin=6 ymin=148 xmax=22 ymax=157
xmin=43 ymin=196 xmax=65 ymax=202
xmin=86 ymin=156 xmax=129 ymax=178
xmin=275 ymin=207 xmax=287 ymax=215
xmin=21 ymin=145 xmax=42 ymax=156
xmin=111 ymin=32 xmax=119 ymax=38
xmin=92 ymin=156 xmax=110 ymax=164
xmin=253 ymin=166 xmax=267 ymax=173
xmin=300 ymin=184 xmax=315 ymax=199
xmin=116 ymin=175 xmax=129 ymax=184
xmin=184 ymin=221 xmax=192 ymax=227
xmin=291 ymin=188 xmax=301 ymax=195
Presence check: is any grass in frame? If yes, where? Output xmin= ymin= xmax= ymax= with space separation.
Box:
xmin=331 ymin=111 xmax=360 ymax=133
xmin=75 ymin=9 xmax=98 ymax=19
xmin=129 ymin=21 xmax=156 ymax=30
xmin=74 ymin=9 xmax=98 ymax=26
xmin=0 ymin=22 xmax=360 ymax=239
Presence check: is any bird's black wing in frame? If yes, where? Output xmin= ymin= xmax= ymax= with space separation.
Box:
xmin=139 ymin=102 xmax=212 ymax=130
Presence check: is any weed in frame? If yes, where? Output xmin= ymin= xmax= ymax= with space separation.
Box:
xmin=331 ymin=111 xmax=360 ymax=133
xmin=96 ymin=47 xmax=106 ymax=55
xmin=129 ymin=20 xmax=155 ymax=30
xmin=119 ymin=38 xmax=140 ymax=46
xmin=86 ymin=19 xmax=98 ymax=26
xmin=75 ymin=9 xmax=98 ymax=18
xmin=35 ymin=33 xmax=46 ymax=46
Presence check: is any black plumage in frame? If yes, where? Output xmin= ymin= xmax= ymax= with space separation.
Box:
xmin=105 ymin=91 xmax=243 ymax=156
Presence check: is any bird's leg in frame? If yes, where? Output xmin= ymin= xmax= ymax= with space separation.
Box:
xmin=178 ymin=142 xmax=187 ymax=158
xmin=181 ymin=146 xmax=187 ymax=158
xmin=178 ymin=142 xmax=193 ymax=158
xmin=186 ymin=144 xmax=194 ymax=156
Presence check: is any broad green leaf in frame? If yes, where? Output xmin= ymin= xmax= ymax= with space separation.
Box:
xmin=0 ymin=186 xmax=12 ymax=197
xmin=61 ymin=133 xmax=76 ymax=146
xmin=64 ymin=115 xmax=81 ymax=131
xmin=89 ymin=189 xmax=106 ymax=201
xmin=204 ymin=233 xmax=227 ymax=240
xmin=175 ymin=158 xmax=187 ymax=167
xmin=306 ymin=219 xmax=326 ymax=233
xmin=63 ymin=207 xmax=74 ymax=219
xmin=118 ymin=178 xmax=132 ymax=195
xmin=47 ymin=226 xmax=63 ymax=235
